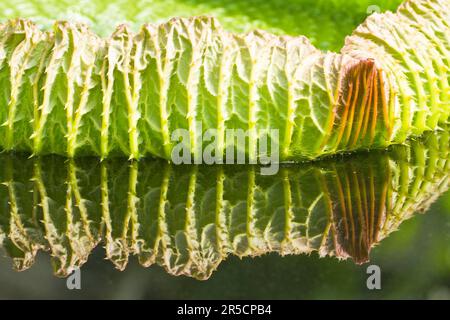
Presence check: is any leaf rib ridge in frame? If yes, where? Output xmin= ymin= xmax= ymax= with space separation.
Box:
xmin=0 ymin=0 xmax=448 ymax=161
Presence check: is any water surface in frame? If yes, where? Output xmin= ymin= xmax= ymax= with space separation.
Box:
xmin=0 ymin=129 xmax=448 ymax=298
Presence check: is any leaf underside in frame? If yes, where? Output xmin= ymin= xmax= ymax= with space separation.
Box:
xmin=0 ymin=0 xmax=449 ymax=161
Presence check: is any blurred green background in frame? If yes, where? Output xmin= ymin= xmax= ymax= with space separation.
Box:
xmin=0 ymin=0 xmax=404 ymax=51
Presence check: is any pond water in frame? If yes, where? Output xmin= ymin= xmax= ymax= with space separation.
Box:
xmin=0 ymin=129 xmax=448 ymax=299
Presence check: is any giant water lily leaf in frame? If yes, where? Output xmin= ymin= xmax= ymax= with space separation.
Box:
xmin=0 ymin=127 xmax=448 ymax=279
xmin=0 ymin=0 xmax=448 ymax=161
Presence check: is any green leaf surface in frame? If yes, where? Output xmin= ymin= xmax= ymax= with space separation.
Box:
xmin=0 ymin=0 xmax=448 ymax=161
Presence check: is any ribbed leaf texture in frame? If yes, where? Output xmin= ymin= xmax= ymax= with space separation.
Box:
xmin=0 ymin=128 xmax=448 ymax=279
xmin=0 ymin=0 xmax=448 ymax=161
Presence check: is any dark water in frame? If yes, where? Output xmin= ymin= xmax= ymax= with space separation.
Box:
xmin=0 ymin=129 xmax=449 ymax=299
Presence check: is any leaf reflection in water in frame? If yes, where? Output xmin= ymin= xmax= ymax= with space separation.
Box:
xmin=0 ymin=129 xmax=448 ymax=280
